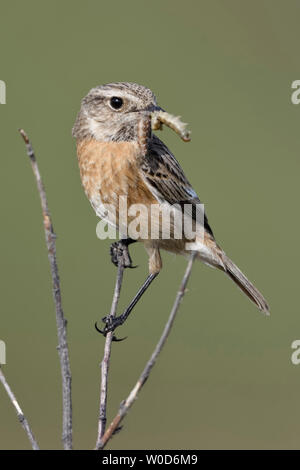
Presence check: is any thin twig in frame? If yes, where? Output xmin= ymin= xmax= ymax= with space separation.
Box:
xmin=96 ymin=252 xmax=196 ymax=450
xmin=19 ymin=129 xmax=72 ymax=450
xmin=0 ymin=367 xmax=39 ymax=450
xmin=95 ymin=260 xmax=125 ymax=448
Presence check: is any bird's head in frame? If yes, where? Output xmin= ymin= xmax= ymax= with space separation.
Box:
xmin=72 ymin=82 xmax=162 ymax=141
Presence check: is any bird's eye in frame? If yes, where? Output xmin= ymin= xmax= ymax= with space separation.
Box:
xmin=110 ymin=96 xmax=123 ymax=110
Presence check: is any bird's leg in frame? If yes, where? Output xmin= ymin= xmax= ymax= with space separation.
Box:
xmin=97 ymin=245 xmax=161 ymax=337
xmin=101 ymin=272 xmax=159 ymax=334
xmin=110 ymin=238 xmax=137 ymax=269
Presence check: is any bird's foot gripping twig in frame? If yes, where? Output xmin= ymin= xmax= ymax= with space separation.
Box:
xmin=95 ymin=315 xmax=127 ymax=342
xmin=110 ymin=239 xmax=137 ymax=269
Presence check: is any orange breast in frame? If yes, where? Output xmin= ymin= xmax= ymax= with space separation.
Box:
xmin=77 ymin=139 xmax=157 ymax=217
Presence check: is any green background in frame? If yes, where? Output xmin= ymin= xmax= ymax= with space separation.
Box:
xmin=0 ymin=0 xmax=299 ymax=450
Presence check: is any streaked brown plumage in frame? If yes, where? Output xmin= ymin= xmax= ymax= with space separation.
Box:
xmin=73 ymin=82 xmax=269 ymax=317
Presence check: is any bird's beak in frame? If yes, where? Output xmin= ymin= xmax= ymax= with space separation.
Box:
xmin=144 ymin=104 xmax=165 ymax=113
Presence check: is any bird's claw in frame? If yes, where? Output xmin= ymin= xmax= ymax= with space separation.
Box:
xmin=110 ymin=241 xmax=137 ymax=269
xmin=95 ymin=318 xmax=127 ymax=342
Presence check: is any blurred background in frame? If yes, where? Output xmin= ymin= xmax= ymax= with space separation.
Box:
xmin=0 ymin=0 xmax=299 ymax=450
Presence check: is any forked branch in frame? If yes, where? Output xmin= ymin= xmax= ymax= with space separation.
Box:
xmin=96 ymin=252 xmax=196 ymax=449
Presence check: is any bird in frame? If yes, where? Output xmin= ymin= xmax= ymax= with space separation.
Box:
xmin=72 ymin=82 xmax=269 ymax=334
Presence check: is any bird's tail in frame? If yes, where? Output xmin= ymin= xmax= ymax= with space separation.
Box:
xmin=220 ymin=253 xmax=270 ymax=315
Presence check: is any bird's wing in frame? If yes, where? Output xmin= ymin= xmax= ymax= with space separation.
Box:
xmin=139 ymin=135 xmax=214 ymax=237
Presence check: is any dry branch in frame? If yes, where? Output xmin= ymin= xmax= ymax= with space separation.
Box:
xmin=0 ymin=367 xmax=39 ymax=450
xmin=96 ymin=252 xmax=196 ymax=450
xmin=95 ymin=261 xmax=125 ymax=448
xmin=19 ymin=129 xmax=72 ymax=450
